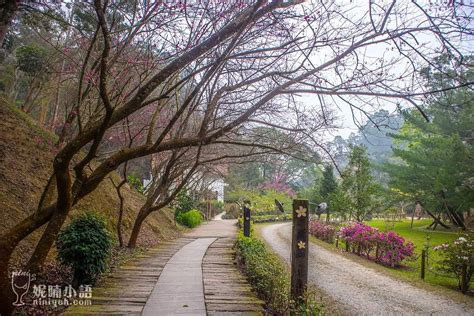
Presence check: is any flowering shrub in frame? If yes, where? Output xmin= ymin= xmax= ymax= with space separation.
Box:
xmin=338 ymin=222 xmax=414 ymax=267
xmin=374 ymin=231 xmax=414 ymax=267
xmin=309 ymin=220 xmax=336 ymax=243
xmin=339 ymin=222 xmax=377 ymax=256
xmin=433 ymin=235 xmax=474 ymax=293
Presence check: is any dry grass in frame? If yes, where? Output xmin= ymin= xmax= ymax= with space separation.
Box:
xmin=0 ymin=99 xmax=184 ymax=267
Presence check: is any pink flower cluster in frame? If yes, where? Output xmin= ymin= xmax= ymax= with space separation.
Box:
xmin=309 ymin=220 xmax=335 ymax=243
xmin=339 ymin=222 xmax=415 ymax=267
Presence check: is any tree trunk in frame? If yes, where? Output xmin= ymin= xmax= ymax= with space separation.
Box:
xmin=26 ymin=211 xmax=69 ymax=272
xmin=0 ymin=0 xmax=18 ymax=46
xmin=128 ymin=207 xmax=150 ymax=248
xmin=117 ymin=199 xmax=124 ymax=248
xmin=71 ymin=269 xmax=83 ymax=291
xmin=21 ymin=80 xmax=37 ymax=112
xmin=448 ymin=208 xmax=465 ymax=230
xmin=0 ymin=242 xmax=15 ymax=315
xmin=425 ymin=209 xmax=450 ymax=230
xmin=27 ymin=164 xmax=73 ymax=272
xmin=0 ymin=202 xmax=57 ymax=315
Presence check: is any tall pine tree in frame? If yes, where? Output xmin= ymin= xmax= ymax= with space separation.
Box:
xmin=342 ymin=145 xmax=378 ymax=222
xmin=384 ymin=55 xmax=474 ymax=229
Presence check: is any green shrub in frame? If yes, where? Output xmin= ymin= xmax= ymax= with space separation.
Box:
xmin=127 ymin=174 xmax=145 ymax=194
xmin=177 ymin=209 xmax=203 ymax=228
xmin=236 ymin=229 xmax=323 ymax=314
xmin=175 ymin=190 xmax=194 ymax=219
xmin=56 ymin=212 xmax=112 ymax=288
xmin=236 ymin=233 xmax=290 ymax=313
xmin=16 ymin=45 xmax=48 ymax=76
xmin=252 ymin=214 xmax=292 ymax=223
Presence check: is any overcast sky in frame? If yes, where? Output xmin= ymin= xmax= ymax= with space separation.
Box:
xmin=298 ymin=0 xmax=474 ymax=142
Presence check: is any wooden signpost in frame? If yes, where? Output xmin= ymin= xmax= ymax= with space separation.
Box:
xmin=243 ymin=202 xmax=251 ymax=237
xmin=291 ymin=199 xmax=309 ymax=302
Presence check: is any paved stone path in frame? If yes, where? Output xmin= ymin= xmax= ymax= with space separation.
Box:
xmin=66 ymin=218 xmax=264 ymax=315
xmin=186 ymin=218 xmax=264 ymax=315
xmin=142 ymin=238 xmax=216 ymax=315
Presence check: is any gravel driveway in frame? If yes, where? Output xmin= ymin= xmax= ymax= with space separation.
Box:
xmin=261 ymin=223 xmax=474 ymax=315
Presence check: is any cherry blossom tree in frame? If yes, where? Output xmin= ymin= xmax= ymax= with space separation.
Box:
xmin=0 ymin=0 xmax=471 ymax=312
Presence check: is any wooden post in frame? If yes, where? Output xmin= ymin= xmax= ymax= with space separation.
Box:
xmin=420 ymin=249 xmax=426 ymax=280
xmin=243 ymin=206 xmax=251 ymax=237
xmin=461 ymin=264 xmax=467 ymax=293
xmin=291 ymin=199 xmax=309 ymax=302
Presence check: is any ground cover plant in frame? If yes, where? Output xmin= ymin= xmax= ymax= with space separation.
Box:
xmin=236 ymin=233 xmax=290 ymax=314
xmin=226 ymin=188 xmax=293 ymax=214
xmin=236 ymin=229 xmax=323 ymax=315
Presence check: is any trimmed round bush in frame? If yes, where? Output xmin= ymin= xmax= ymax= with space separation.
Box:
xmin=177 ymin=209 xmax=203 ymax=228
xmin=56 ymin=212 xmax=112 ymax=287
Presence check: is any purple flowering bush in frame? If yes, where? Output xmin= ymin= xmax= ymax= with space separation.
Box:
xmin=339 ymin=222 xmax=377 ymax=257
xmin=339 ymin=222 xmax=414 ymax=267
xmin=433 ymin=235 xmax=474 ymax=293
xmin=374 ymin=231 xmax=415 ymax=267
xmin=309 ymin=220 xmax=336 ymax=243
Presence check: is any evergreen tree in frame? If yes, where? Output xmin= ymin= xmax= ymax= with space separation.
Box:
xmin=328 ymin=185 xmax=351 ymax=221
xmin=342 ymin=145 xmax=378 ymax=221
xmin=384 ymin=56 xmax=474 ymax=228
xmin=320 ymin=165 xmax=337 ymax=201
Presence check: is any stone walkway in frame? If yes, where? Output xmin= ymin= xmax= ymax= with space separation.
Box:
xmin=66 ymin=218 xmax=264 ymax=315
xmin=142 ymin=238 xmax=216 ymax=315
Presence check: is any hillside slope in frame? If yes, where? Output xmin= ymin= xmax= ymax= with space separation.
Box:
xmin=0 ymin=100 xmax=183 ymax=265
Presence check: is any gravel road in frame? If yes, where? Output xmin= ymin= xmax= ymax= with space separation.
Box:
xmin=261 ymin=222 xmax=474 ymax=315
